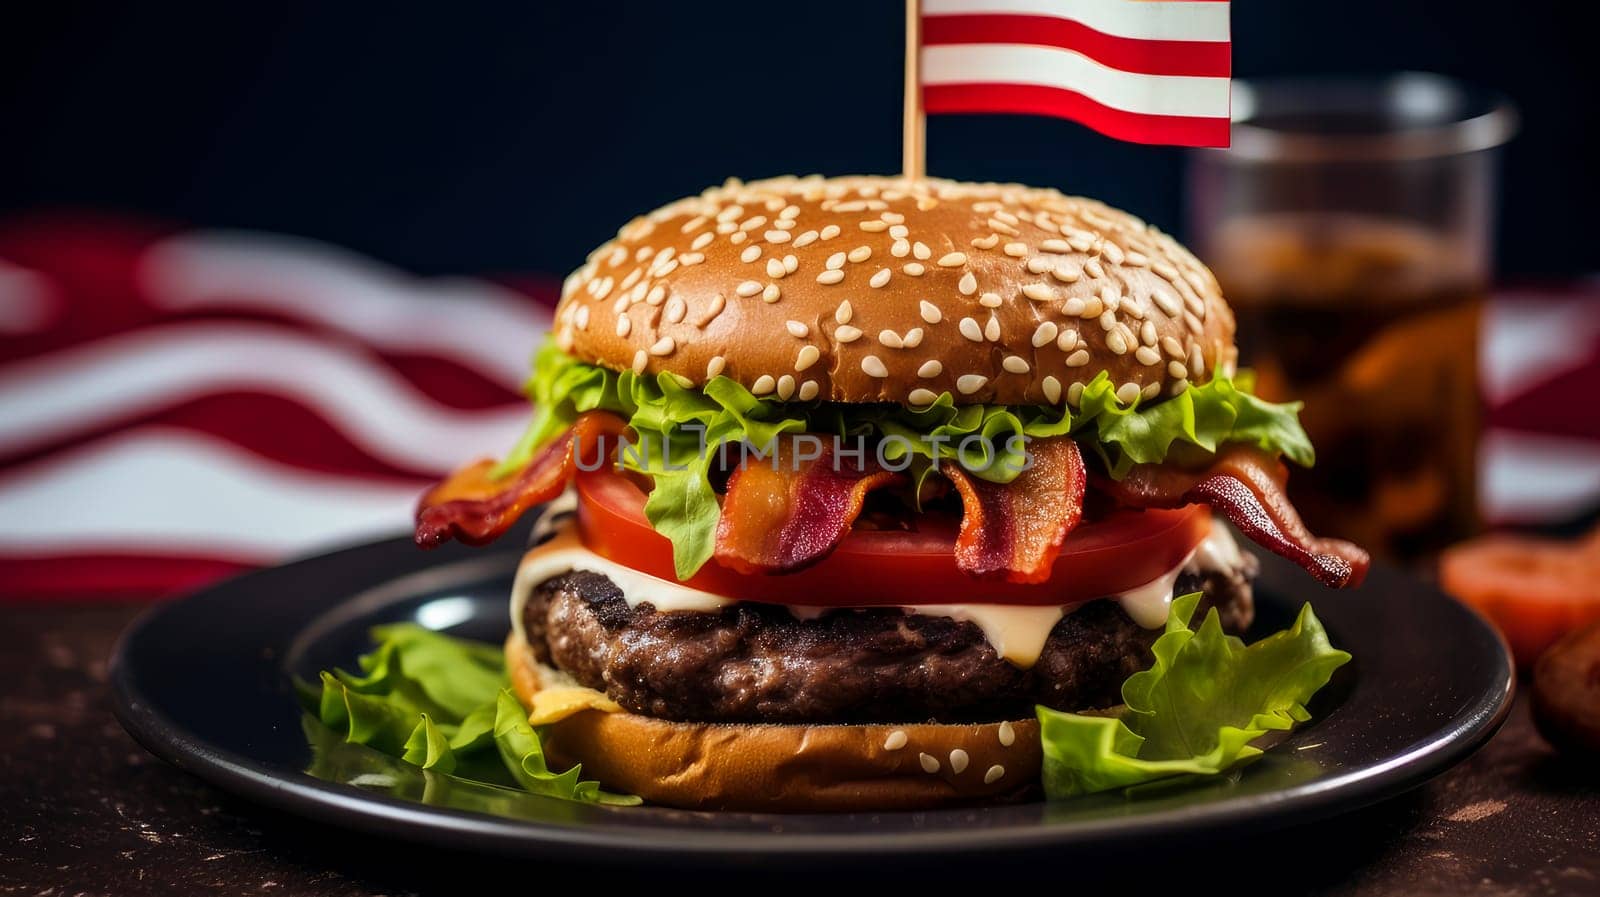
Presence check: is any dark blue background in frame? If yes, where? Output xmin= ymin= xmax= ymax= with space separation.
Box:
xmin=2 ymin=1 xmax=1592 ymax=277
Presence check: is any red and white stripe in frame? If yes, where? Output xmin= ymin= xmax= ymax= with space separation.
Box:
xmin=0 ymin=217 xmax=554 ymax=598
xmin=921 ymin=0 xmax=1232 ymax=146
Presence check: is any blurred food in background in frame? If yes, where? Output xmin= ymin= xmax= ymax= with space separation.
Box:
xmin=1532 ymin=613 xmax=1600 ymax=756
xmin=1442 ymin=523 xmax=1600 ymax=666
xmin=1189 ymin=74 xmax=1517 ymax=560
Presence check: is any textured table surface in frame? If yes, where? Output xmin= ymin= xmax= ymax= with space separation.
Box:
xmin=3 ymin=603 xmax=1597 ymax=896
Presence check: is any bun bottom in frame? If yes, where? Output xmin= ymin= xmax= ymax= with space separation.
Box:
xmin=506 ymin=633 xmax=1043 ymax=811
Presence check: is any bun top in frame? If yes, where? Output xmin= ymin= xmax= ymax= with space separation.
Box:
xmin=552 ymin=176 xmax=1236 ymax=407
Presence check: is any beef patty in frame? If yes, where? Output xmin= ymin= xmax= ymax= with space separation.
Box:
xmin=522 ymin=556 xmax=1258 ymax=724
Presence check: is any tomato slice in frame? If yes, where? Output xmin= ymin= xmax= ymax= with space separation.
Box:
xmin=572 ymin=464 xmax=1212 ymax=608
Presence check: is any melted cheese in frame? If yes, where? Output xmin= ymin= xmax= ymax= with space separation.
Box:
xmin=509 ymin=517 xmax=1245 ymax=670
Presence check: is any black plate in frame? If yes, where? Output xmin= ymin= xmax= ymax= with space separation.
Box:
xmin=110 ymin=531 xmax=1513 ymax=863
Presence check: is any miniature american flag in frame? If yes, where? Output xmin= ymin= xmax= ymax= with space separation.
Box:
xmin=920 ymin=0 xmax=1233 ymax=147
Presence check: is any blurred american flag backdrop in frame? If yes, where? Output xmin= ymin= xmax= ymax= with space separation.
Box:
xmin=0 ymin=216 xmax=552 ymax=598
xmin=0 ymin=214 xmax=1596 ymax=599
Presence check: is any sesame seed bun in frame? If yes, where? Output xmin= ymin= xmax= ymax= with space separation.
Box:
xmin=506 ymin=632 xmax=1042 ymax=811
xmin=552 ymin=175 xmax=1237 ymax=407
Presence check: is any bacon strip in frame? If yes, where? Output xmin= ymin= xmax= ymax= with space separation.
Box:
xmin=415 ymin=412 xmax=629 ymax=548
xmin=944 ymin=437 xmax=1086 ymax=584
xmin=714 ymin=441 xmax=902 ymax=574
xmin=1100 ymin=446 xmax=1371 ymax=588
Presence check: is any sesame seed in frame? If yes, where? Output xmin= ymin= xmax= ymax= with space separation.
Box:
xmin=1184 ymin=310 xmax=1204 ymax=334
xmin=764 ymin=229 xmax=791 ymax=244
xmin=1003 ymin=355 xmax=1030 ymax=374
xmin=972 ymin=233 xmax=1001 ymax=249
xmin=959 ymin=317 xmax=983 ymax=342
xmin=1068 ymin=233 xmax=1094 ymax=252
xmin=957 ymin=374 xmax=989 ymax=395
xmin=909 ymin=388 xmax=939 ymax=405
xmin=948 ymin=749 xmax=970 ymax=774
xmin=835 ymin=325 xmax=862 ymax=342
xmin=691 ymin=232 xmax=714 ymax=250
xmin=836 ymin=301 xmax=853 ymax=323
xmin=1021 ymin=283 xmax=1053 ymax=302
xmin=752 ymin=374 xmax=776 ymax=395
xmin=632 ymin=349 xmax=647 ymax=373
xmin=785 ymin=320 xmax=809 ymax=338
xmin=913 ymin=241 xmax=931 ymax=260
xmin=793 ymin=230 xmax=818 ymax=248
xmin=988 ymin=217 xmax=1020 ymax=235
xmin=729 ymin=231 xmax=747 ymax=245
xmin=884 ymin=730 xmax=908 ymax=751
xmin=1003 ymin=242 xmax=1028 ymax=258
xmin=1067 ymin=381 xmax=1085 ymax=405
xmin=902 ymin=327 xmax=924 ymax=347
xmin=1140 ymin=320 xmax=1158 ymax=346
xmin=889 ymin=224 xmax=909 ymax=239
xmin=1040 ymin=238 xmax=1071 ymax=253
xmin=917 ymin=359 xmax=943 ymax=378
xmin=985 ymin=315 xmax=1001 ymax=341
xmin=798 ymin=379 xmax=820 ymax=401
xmin=762 ymin=283 xmax=781 ymax=303
xmin=1168 ymin=360 xmax=1189 ymax=379
xmin=1042 ymin=376 xmax=1062 ymax=404
xmin=680 ymin=215 xmax=708 ymax=234
xmin=777 ymin=374 xmax=796 ymax=400
xmin=779 ymin=204 xmax=800 ymax=219
xmin=1143 ymin=381 xmax=1162 ymax=400
xmin=891 ymin=239 xmax=910 ymax=258
xmin=665 ymin=297 xmax=686 ymax=323
xmin=1063 ymin=297 xmax=1085 ymax=316
xmin=784 ymin=254 xmax=798 ymax=274
xmin=957 ymin=271 xmax=978 ymax=295
xmin=859 ymin=219 xmax=889 ymax=233
xmin=1032 ymin=321 xmax=1059 ymax=348
xmin=706 ymin=355 xmax=726 ymax=379
xmin=881 ymin=211 xmax=905 ymax=224
xmin=716 ymin=205 xmax=743 ymax=223
xmin=984 ymin=765 xmax=1006 ymax=785
xmin=736 ymin=280 xmax=762 ymax=298
xmin=1190 ymin=343 xmax=1205 ymax=373
xmin=1051 ymin=265 xmax=1080 ymax=284
xmin=701 ymin=293 xmax=726 ymax=324
xmin=796 ymin=345 xmax=820 ymax=371
xmin=870 ymin=268 xmax=892 ymax=288
xmin=679 ymin=252 xmax=705 ymax=266
xmin=1116 ymin=382 xmax=1141 ymax=404
xmin=1126 ymin=250 xmax=1149 ymax=267
xmin=919 ymin=753 xmax=941 ymax=774
xmin=619 ymin=268 xmax=642 ymax=290
xmin=861 ymin=355 xmax=889 ymax=378
xmin=646 ymin=285 xmax=667 ymax=306
xmin=919 ymin=300 xmax=942 ymax=324
xmin=1099 ymin=309 xmax=1117 ymax=332
xmin=766 ymin=258 xmax=786 ymax=279
xmin=649 ymin=337 xmax=675 ymax=356
xmin=1081 ymin=296 xmax=1105 ymax=319
xmin=997 ymin=719 xmax=1016 ymax=746
xmin=833 ymin=200 xmax=866 ymax=213
xmin=878 ymin=329 xmax=903 ymax=349
xmin=1084 ymin=258 xmax=1105 ymax=279
xmin=903 ymin=263 xmax=925 ymax=276
xmin=826 ymin=251 xmax=846 ymax=270
xmin=937 ymin=251 xmax=967 ymax=267
xmin=1067 ymin=349 xmax=1091 ymax=367
xmin=615 ymin=316 xmax=631 ymax=337
xmin=1025 ymin=257 xmax=1051 ymax=275
xmin=1154 ymin=290 xmax=1183 ymax=318
xmin=1136 ymin=345 xmax=1161 ymax=366
xmin=1058 ymin=328 xmax=1079 ymax=351
xmin=848 ymin=245 xmax=872 ymax=263
xmin=816 ymin=269 xmax=845 ymax=285
xmin=820 ymin=224 xmax=841 ymax=240
xmin=979 ymin=291 xmax=1002 ymax=308
xmin=739 ymin=215 xmax=767 ymax=232
xmin=1106 ymin=330 xmax=1130 ymax=355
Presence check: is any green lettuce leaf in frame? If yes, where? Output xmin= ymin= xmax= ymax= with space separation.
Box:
xmin=494 ymin=344 xmax=1313 ymax=578
xmin=303 ymin=623 xmax=635 ymax=805
xmin=1037 ymin=592 xmax=1350 ymax=797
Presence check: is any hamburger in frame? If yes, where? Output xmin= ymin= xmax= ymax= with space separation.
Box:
xmin=415 ymin=175 xmax=1368 ymax=811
